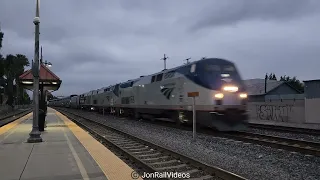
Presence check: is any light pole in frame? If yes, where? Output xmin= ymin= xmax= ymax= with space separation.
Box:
xmin=160 ymin=54 xmax=168 ymax=70
xmin=27 ymin=0 xmax=42 ymax=143
xmin=184 ymin=57 xmax=191 ymax=64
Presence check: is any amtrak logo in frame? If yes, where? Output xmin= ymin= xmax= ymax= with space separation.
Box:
xmin=160 ymin=87 xmax=174 ymax=99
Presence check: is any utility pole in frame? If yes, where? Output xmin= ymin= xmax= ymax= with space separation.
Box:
xmin=28 ymin=0 xmax=42 ymax=143
xmin=185 ymin=57 xmax=191 ymax=64
xmin=40 ymin=46 xmax=43 ymax=64
xmin=160 ymin=54 xmax=168 ymax=70
xmin=265 ymin=73 xmax=268 ymax=94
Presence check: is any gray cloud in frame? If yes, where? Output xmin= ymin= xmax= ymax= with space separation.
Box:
xmin=188 ymin=0 xmax=320 ymax=32
xmin=1 ymin=0 xmax=320 ymax=96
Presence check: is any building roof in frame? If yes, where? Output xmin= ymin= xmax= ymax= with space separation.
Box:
xmin=18 ymin=63 xmax=61 ymax=91
xmin=303 ymin=79 xmax=320 ymax=83
xmin=19 ymin=63 xmax=60 ymax=81
xmin=244 ymin=79 xmax=285 ymax=96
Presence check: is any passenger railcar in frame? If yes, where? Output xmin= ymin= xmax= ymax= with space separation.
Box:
xmin=49 ymin=58 xmax=248 ymax=131
xmin=48 ymin=95 xmax=77 ymax=108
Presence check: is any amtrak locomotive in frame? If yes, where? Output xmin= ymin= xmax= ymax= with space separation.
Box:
xmin=49 ymin=58 xmax=248 ymax=131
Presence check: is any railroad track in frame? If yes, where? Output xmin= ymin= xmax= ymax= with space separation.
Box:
xmin=0 ymin=109 xmax=32 ymax=127
xmin=56 ymin=108 xmax=247 ymax=180
xmin=56 ymin=107 xmax=320 ymax=157
xmin=212 ymin=131 xmax=320 ymax=157
xmin=248 ymin=123 xmax=320 ymax=136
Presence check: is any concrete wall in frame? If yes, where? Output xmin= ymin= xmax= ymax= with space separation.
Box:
xmin=305 ymin=98 xmax=320 ymax=124
xmin=248 ymin=100 xmax=305 ymax=124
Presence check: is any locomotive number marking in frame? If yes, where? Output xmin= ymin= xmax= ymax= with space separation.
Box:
xmin=188 ymin=92 xmax=199 ymax=97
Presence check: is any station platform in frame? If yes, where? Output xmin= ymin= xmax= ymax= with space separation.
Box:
xmin=0 ymin=108 xmax=142 ymax=180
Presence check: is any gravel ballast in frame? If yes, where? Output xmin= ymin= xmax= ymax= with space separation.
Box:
xmin=62 ymin=109 xmax=320 ymax=180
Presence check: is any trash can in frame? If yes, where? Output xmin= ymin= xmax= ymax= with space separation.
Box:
xmin=38 ymin=109 xmax=45 ymax=131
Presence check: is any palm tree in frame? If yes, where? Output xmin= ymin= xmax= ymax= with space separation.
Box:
xmin=2 ymin=54 xmax=29 ymax=108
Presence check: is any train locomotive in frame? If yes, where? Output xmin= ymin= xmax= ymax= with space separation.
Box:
xmin=49 ymin=58 xmax=248 ymax=131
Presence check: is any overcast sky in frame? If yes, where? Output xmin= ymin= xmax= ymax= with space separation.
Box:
xmin=1 ymin=0 xmax=320 ymax=96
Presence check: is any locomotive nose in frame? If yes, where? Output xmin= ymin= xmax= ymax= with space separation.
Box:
xmin=215 ymin=83 xmax=247 ymax=105
xmin=213 ymin=91 xmax=248 ymax=106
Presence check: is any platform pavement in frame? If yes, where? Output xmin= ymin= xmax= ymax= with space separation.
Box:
xmin=0 ymin=108 xmax=135 ymax=180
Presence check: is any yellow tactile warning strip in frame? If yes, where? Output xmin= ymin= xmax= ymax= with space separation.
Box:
xmin=55 ymin=110 xmax=143 ymax=180
xmin=0 ymin=112 xmax=32 ymax=136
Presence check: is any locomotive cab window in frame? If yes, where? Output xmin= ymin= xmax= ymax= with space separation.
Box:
xmin=205 ymin=64 xmax=235 ymax=72
xmin=164 ymin=71 xmax=175 ymax=79
xmin=151 ymin=76 xmax=156 ymax=83
xmin=223 ymin=65 xmax=235 ymax=71
xmin=205 ymin=65 xmax=220 ymax=71
xmin=156 ymin=74 xmax=163 ymax=81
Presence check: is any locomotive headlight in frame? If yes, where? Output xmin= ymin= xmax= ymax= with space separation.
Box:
xmin=223 ymin=86 xmax=238 ymax=92
xmin=239 ymin=93 xmax=247 ymax=98
xmin=214 ymin=93 xmax=224 ymax=99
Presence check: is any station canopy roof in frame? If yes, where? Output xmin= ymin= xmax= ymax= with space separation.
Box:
xmin=19 ymin=63 xmax=62 ymax=91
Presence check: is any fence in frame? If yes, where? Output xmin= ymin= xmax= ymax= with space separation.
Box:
xmin=0 ymin=104 xmax=31 ymax=114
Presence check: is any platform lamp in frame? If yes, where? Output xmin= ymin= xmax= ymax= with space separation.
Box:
xmin=40 ymin=46 xmax=52 ymax=68
xmin=27 ymin=0 xmax=42 ymax=143
xmin=44 ymin=60 xmax=52 ymax=68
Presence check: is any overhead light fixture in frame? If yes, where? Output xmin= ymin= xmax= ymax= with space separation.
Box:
xmin=52 ymin=82 xmax=57 ymax=85
xmin=44 ymin=60 xmax=52 ymax=67
xmin=22 ymin=81 xmax=33 ymax=84
xmin=223 ymin=86 xmax=238 ymax=92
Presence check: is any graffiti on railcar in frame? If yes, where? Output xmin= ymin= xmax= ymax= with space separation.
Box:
xmin=256 ymin=104 xmax=293 ymax=122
